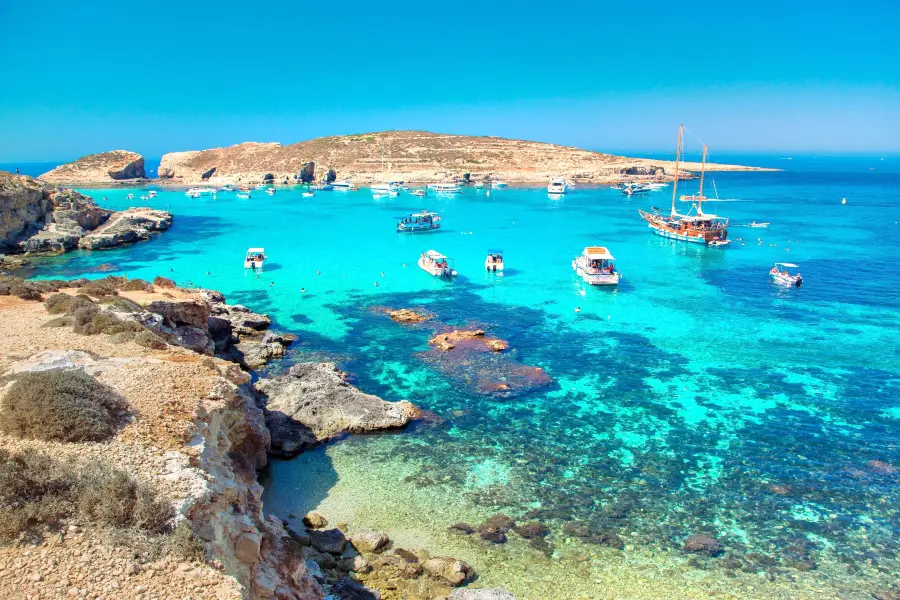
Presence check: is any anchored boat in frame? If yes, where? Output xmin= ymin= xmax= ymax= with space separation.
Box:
xmin=770 ymin=262 xmax=802 ymax=286
xmin=244 ymin=247 xmax=266 ymax=270
xmin=548 ymin=177 xmax=568 ymax=194
xmin=485 ymin=249 xmax=504 ymax=272
xmin=419 ymin=250 xmax=456 ymax=278
xmin=637 ymin=125 xmax=729 ymax=246
xmin=572 ymin=246 xmax=620 ymax=286
xmin=396 ymin=210 xmax=441 ymax=233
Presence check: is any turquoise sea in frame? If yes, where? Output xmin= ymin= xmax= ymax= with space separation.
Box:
xmin=20 ymin=156 xmax=900 ymax=599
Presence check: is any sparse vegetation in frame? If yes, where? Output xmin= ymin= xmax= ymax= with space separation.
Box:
xmin=0 ymin=369 xmax=128 ymax=443
xmin=134 ymin=330 xmax=167 ymax=349
xmin=121 ymin=278 xmax=154 ymax=292
xmin=0 ymin=449 xmax=177 ymax=550
xmin=79 ymin=276 xmax=125 ymax=298
xmin=153 ymin=276 xmax=176 ymax=289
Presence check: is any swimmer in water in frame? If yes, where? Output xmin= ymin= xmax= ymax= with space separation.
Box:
xmin=381 ymin=272 xmax=385 ymax=277
xmin=301 ymin=287 xmax=306 ymax=293
xmin=316 ymin=270 xmax=321 ymax=275
xmin=374 ymin=281 xmax=379 ymax=287
xmin=574 ymin=307 xmax=581 ymax=313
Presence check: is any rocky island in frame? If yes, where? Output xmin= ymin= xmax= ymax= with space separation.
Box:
xmin=0 ymin=171 xmax=171 ymax=260
xmin=39 ymin=150 xmax=147 ymax=185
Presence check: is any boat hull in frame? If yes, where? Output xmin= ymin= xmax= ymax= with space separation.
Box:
xmin=771 ymin=273 xmax=802 ymax=287
xmin=573 ymin=258 xmax=619 ymax=286
xmin=485 ymin=261 xmax=504 ymax=272
xmin=398 ymin=223 xmax=441 ymax=233
xmin=418 ymin=257 xmax=455 ymax=278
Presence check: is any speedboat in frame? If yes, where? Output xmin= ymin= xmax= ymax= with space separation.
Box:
xmin=372 ymin=183 xmax=400 ymax=196
xmin=186 ymin=187 xmax=215 ymax=197
xmin=770 ymin=262 xmax=802 ymax=286
xmin=126 ymin=193 xmax=134 ymax=200
xmin=622 ymin=183 xmax=650 ymax=196
xmin=301 ymin=191 xmax=315 ymax=198
xmin=332 ymin=180 xmax=354 ymax=189
xmin=548 ymin=177 xmax=568 ymax=194
xmin=244 ymin=247 xmax=266 ymax=270
xmin=418 ymin=250 xmax=456 ymax=278
xmin=266 ymin=187 xmax=276 ymax=195
xmin=236 ymin=192 xmax=251 ymax=199
xmin=474 ymin=181 xmax=484 ymax=189
xmin=492 ymin=180 xmax=508 ymax=188
xmin=644 ymin=182 xmax=669 ymax=189
xmin=485 ymin=249 xmax=504 ymax=272
xmin=709 ymin=239 xmax=731 ymax=247
xmin=412 ymin=188 xmax=427 ymax=198
xmin=750 ymin=221 xmax=770 ymax=228
xmin=572 ymin=246 xmax=620 ymax=286
xmin=148 ymin=190 xmax=158 ymax=198
xmin=310 ymin=183 xmax=334 ymax=191
xmin=397 ymin=210 xmax=441 ymax=233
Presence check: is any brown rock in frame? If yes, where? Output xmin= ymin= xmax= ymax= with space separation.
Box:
xmin=682 ymin=534 xmax=723 ymax=556
xmin=513 ymin=521 xmax=549 ymax=539
xmin=350 ymin=530 xmax=390 ymax=553
xmin=303 ymin=511 xmax=328 ymax=529
xmin=423 ymin=557 xmax=473 ymax=586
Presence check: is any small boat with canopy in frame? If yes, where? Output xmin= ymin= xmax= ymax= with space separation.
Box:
xmin=485 ymin=249 xmax=504 ymax=272
xmin=770 ymin=262 xmax=802 ymax=286
xmin=244 ymin=248 xmax=266 ymax=270
xmin=418 ymin=250 xmax=456 ymax=278
xmin=396 ymin=210 xmax=441 ymax=233
xmin=572 ymin=246 xmax=619 ymax=286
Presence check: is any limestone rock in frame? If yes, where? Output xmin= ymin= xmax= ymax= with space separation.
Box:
xmin=309 ymin=529 xmax=346 ymax=555
xmin=350 ymin=530 xmax=389 ymax=553
xmin=304 ymin=511 xmax=328 ymax=529
xmin=40 ymin=150 xmax=146 ymax=184
xmin=255 ymin=362 xmax=419 ymax=457
xmin=423 ymin=557 xmax=473 ymax=586
xmin=78 ymin=208 xmax=171 ymax=249
xmin=428 ymin=329 xmax=508 ymax=353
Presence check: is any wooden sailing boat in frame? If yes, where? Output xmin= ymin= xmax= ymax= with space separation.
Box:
xmin=637 ymin=125 xmax=729 ymax=245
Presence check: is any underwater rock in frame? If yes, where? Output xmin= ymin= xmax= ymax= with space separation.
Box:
xmin=369 ymin=554 xmax=423 ymax=580
xmin=873 ymin=589 xmax=900 ymax=600
xmin=867 ymin=459 xmax=898 ymax=476
xmin=256 ymin=362 xmax=419 ymax=457
xmin=423 ymin=557 xmax=473 ymax=586
xmin=513 ymin=521 xmax=549 ymax=539
xmin=338 ymin=554 xmax=372 ymax=574
xmin=310 ymin=528 xmax=347 ymax=555
xmin=448 ymin=522 xmax=475 ymax=535
xmin=331 ymin=577 xmax=382 ymax=600
xmin=682 ymin=534 xmax=723 ymax=556
xmin=393 ymin=548 xmax=419 ymax=563
xmin=428 ymin=329 xmax=508 ymax=352
xmin=304 ymin=511 xmax=328 ymax=529
xmin=350 ymin=530 xmax=390 ymax=553
xmin=450 ymin=589 xmax=516 ymax=600
xmin=482 ymin=514 xmax=516 ymax=532
xmin=374 ymin=306 xmax=432 ymax=323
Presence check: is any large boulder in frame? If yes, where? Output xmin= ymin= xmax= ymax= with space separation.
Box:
xmin=255 ymin=362 xmax=419 ymax=457
xmin=423 ymin=557 xmax=473 ymax=586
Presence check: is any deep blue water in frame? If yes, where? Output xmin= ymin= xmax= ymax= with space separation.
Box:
xmin=17 ymin=156 xmax=900 ymax=598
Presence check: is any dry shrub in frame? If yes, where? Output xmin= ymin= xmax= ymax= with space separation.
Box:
xmin=0 ymin=369 xmax=128 ymax=442
xmin=121 ymin=278 xmax=154 ymax=292
xmin=165 ymin=520 xmax=205 ymax=561
xmin=9 ymin=284 xmax=43 ymax=301
xmin=44 ymin=293 xmax=74 ymax=314
xmin=134 ymin=331 xmax=167 ymax=349
xmin=0 ymin=449 xmax=175 ymax=546
xmin=100 ymin=296 xmax=144 ymax=313
xmin=109 ymin=331 xmax=137 ymax=343
xmin=79 ymin=276 xmax=125 ymax=298
xmin=153 ymin=276 xmax=176 ymax=289
xmin=42 ymin=316 xmax=72 ymax=328
xmin=0 ymin=450 xmax=76 ymax=542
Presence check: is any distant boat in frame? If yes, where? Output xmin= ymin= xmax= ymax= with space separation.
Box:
xmin=418 ymin=250 xmax=456 ymax=278
xmin=302 ymin=191 xmax=315 ymax=198
xmin=749 ymin=221 xmax=770 ymax=228
xmin=412 ymin=189 xmax=427 ymax=197
xmin=186 ymin=187 xmax=214 ymax=197
xmin=244 ymin=247 xmax=266 ymax=270
xmin=485 ymin=249 xmax=504 ymax=272
xmin=397 ymin=210 xmax=441 ymax=233
xmin=548 ymin=177 xmax=568 ymax=194
xmin=266 ymin=187 xmax=276 ymax=195
xmin=492 ymin=180 xmax=508 ymax=188
xmin=310 ymin=183 xmax=333 ymax=191
xmin=236 ymin=192 xmax=251 ymax=199
xmin=770 ymin=262 xmax=802 ymax=287
xmin=427 ymin=183 xmax=460 ymax=194
xmin=622 ymin=183 xmax=651 ymax=196
xmin=332 ymin=180 xmax=357 ymax=190
xmin=148 ymin=190 xmax=158 ymax=198
xmin=572 ymin=246 xmax=619 ymax=286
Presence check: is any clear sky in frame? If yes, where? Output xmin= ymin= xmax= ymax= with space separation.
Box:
xmin=1 ymin=0 xmax=897 ymax=161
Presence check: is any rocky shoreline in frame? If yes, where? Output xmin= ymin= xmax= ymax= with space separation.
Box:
xmin=0 ymin=276 xmax=511 ymax=600
xmin=0 ymin=171 xmax=171 ymax=265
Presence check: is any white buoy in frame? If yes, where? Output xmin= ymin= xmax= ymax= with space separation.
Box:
xmin=842 ymin=198 xmax=847 ymax=204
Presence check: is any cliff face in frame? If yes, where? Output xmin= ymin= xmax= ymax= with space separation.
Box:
xmin=157 ymin=130 xmax=770 ymax=185
xmin=40 ymin=150 xmax=147 ymax=184
xmin=0 ymin=171 xmax=171 ymax=254
xmin=0 ymin=285 xmax=323 ymax=600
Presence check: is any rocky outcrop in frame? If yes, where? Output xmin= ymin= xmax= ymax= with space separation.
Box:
xmin=255 ymin=362 xmax=419 ymax=457
xmin=373 ymin=307 xmax=432 ymax=323
xmin=40 ymin=150 xmax=146 ymax=184
xmin=154 ymin=131 xmax=771 ymax=186
xmin=428 ymin=329 xmax=508 ymax=352
xmin=0 ymin=171 xmax=171 ymax=255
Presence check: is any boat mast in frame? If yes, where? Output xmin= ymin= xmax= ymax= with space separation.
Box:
xmin=670 ymin=125 xmax=683 ymax=217
xmin=697 ymin=143 xmax=707 ymax=214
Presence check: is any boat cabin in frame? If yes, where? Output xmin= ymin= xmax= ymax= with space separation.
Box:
xmin=244 ymin=247 xmax=266 ymax=270
xmin=397 ymin=210 xmax=441 ymax=233
xmin=770 ymin=262 xmax=802 ymax=286
xmin=419 ymin=250 xmax=456 ymax=278
xmin=573 ymin=246 xmax=619 ymax=286
xmin=485 ymin=249 xmax=504 ymax=272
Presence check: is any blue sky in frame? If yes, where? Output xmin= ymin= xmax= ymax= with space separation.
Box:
xmin=1 ymin=0 xmax=897 ymax=161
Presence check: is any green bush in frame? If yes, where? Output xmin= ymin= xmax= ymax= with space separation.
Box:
xmin=134 ymin=331 xmax=167 ymax=349
xmin=0 ymin=369 xmax=128 ymax=442
xmin=100 ymin=296 xmax=144 ymax=313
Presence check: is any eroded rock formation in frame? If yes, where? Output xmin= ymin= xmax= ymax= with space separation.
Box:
xmin=40 ymin=150 xmax=147 ymax=184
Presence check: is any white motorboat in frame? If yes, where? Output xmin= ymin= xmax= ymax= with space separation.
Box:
xmin=750 ymin=221 xmax=770 ymax=228
xmin=186 ymin=187 xmax=215 ymax=197
xmin=126 ymin=193 xmax=134 ymax=200
xmin=266 ymin=187 xmax=276 ymax=195
xmin=770 ymin=262 xmax=802 ymax=286
xmin=418 ymin=250 xmax=456 ymax=278
xmin=427 ymin=183 xmax=460 ymax=194
xmin=302 ymin=191 xmax=315 ymax=198
xmin=244 ymin=247 xmax=266 ymax=270
xmin=371 ymin=183 xmax=399 ymax=196
xmin=492 ymin=180 xmax=508 ymax=188
xmin=572 ymin=246 xmax=620 ymax=286
xmin=332 ymin=180 xmax=357 ymax=191
xmin=236 ymin=192 xmax=251 ymax=199
xmin=148 ymin=190 xmax=158 ymax=198
xmin=548 ymin=177 xmax=568 ymax=194
xmin=485 ymin=249 xmax=504 ymax=272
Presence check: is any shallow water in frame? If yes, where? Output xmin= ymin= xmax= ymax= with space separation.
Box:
xmin=25 ymin=157 xmax=900 ymax=598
